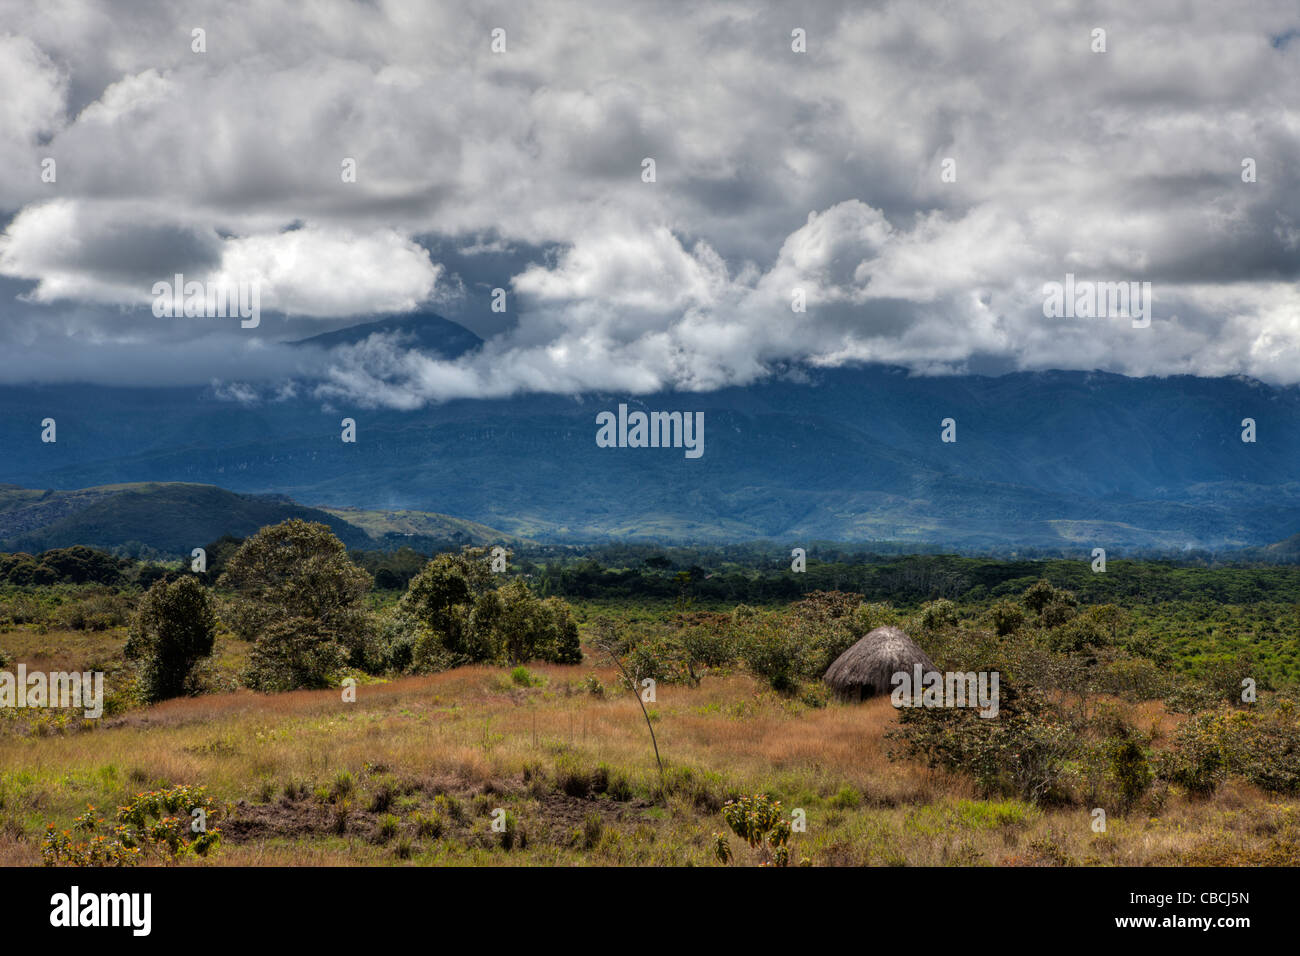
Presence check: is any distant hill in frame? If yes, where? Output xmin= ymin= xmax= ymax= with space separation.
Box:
xmin=3 ymin=315 xmax=1299 ymax=553
xmin=0 ymin=482 xmax=515 ymax=556
xmin=316 ymin=506 xmax=528 ymax=551
xmin=0 ymin=483 xmax=373 ymax=554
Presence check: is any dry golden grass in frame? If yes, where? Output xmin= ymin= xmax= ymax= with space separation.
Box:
xmin=3 ymin=650 xmax=1299 ymax=866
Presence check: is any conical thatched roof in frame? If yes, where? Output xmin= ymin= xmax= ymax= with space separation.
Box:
xmin=823 ymin=626 xmax=938 ymax=701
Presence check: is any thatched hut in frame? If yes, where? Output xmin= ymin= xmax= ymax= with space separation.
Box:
xmin=823 ymin=626 xmax=938 ymax=701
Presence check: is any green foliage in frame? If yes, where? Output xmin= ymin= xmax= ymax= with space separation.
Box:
xmin=719 ymin=793 xmax=793 ymax=867
xmin=510 ymin=665 xmax=542 ymax=687
xmin=41 ymin=785 xmax=220 ymax=866
xmin=888 ymin=684 xmax=1076 ymax=806
xmin=732 ymin=591 xmax=888 ymax=694
xmin=124 ymin=576 xmax=216 ymax=701
xmin=218 ymin=520 xmax=373 ymax=691
xmin=0 ymin=546 xmax=129 ymax=587
xmin=737 ymin=617 xmax=805 ymax=693
xmin=1156 ymin=711 xmax=1231 ymax=797
xmin=1157 ymin=705 xmax=1300 ymax=796
xmin=401 ymin=550 xmax=581 ymax=668
xmin=401 ymin=550 xmax=496 ymax=664
xmin=244 ymin=617 xmax=350 ymax=692
xmin=920 ymin=598 xmax=959 ymax=631
xmin=989 ymin=599 xmax=1025 ymax=636
xmin=1101 ymin=718 xmax=1155 ymax=812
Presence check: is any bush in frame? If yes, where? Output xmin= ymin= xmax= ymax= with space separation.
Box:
xmin=1107 ymin=726 xmax=1154 ymax=812
xmin=888 ymin=683 xmax=1076 ymax=806
xmin=124 ymin=576 xmax=216 ymax=701
xmin=1159 ymin=705 xmax=1300 ymax=796
xmin=1157 ymin=712 xmax=1228 ymax=797
xmin=1095 ymin=656 xmax=1171 ymax=700
xmin=623 ymin=636 xmax=690 ymax=686
xmin=989 ymin=600 xmax=1024 ymax=636
xmin=510 ymin=665 xmax=542 ymax=687
xmin=920 ymin=599 xmax=959 ymax=632
xmin=56 ymin=590 xmax=132 ymax=631
xmin=1044 ymin=616 xmax=1105 ymax=653
xmin=42 ymin=785 xmax=221 ymax=866
xmin=737 ymin=618 xmax=805 ymax=694
xmin=718 ymin=794 xmax=793 ymax=867
xmin=366 ymin=608 xmax=420 ymax=673
xmin=402 ymin=551 xmax=582 ymax=667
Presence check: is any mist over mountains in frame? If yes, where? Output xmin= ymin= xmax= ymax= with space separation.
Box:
xmin=1 ymin=315 xmax=1295 ymax=554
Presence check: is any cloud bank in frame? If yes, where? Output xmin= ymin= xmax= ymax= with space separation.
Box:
xmin=0 ymin=0 xmax=1298 ymax=402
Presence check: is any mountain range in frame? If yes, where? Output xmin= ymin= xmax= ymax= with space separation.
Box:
xmin=1 ymin=312 xmax=1297 ymax=555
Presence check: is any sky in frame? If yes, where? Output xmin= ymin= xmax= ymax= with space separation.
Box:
xmin=0 ymin=0 xmax=1298 ymax=405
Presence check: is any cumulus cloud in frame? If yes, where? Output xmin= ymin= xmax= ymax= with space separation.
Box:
xmin=0 ymin=200 xmax=441 ymax=315
xmin=0 ymin=0 xmax=1298 ymax=399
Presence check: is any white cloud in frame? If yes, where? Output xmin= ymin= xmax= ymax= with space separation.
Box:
xmin=1 ymin=0 xmax=1299 ymax=397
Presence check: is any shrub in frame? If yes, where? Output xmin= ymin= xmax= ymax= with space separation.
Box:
xmin=989 ymin=600 xmax=1025 ymax=636
xmin=42 ymin=785 xmax=221 ymax=866
xmin=623 ymin=636 xmax=690 ymax=687
xmin=1044 ymin=616 xmax=1105 ymax=653
xmin=1040 ymin=597 xmax=1078 ymax=629
xmin=1022 ymin=580 xmax=1060 ymax=615
xmin=719 ymin=794 xmax=793 ymax=867
xmin=1096 ymin=657 xmax=1171 ymax=700
xmin=1203 ymin=651 xmax=1260 ymax=705
xmin=737 ymin=619 xmax=805 ymax=694
xmin=1106 ymin=726 xmax=1154 ymax=812
xmin=1156 ymin=711 xmax=1229 ymax=797
xmin=920 ymin=599 xmax=959 ymax=632
xmin=888 ymin=684 xmax=1076 ymax=806
xmin=124 ymin=576 xmax=216 ymax=701
xmin=1160 ymin=705 xmax=1300 ymax=796
xmin=828 ymin=786 xmax=862 ymax=809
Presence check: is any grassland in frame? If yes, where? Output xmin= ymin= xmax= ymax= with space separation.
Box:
xmin=3 ymin=619 xmax=1299 ymax=867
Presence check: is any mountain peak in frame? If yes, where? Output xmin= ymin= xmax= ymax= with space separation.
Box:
xmin=289 ymin=312 xmax=483 ymax=360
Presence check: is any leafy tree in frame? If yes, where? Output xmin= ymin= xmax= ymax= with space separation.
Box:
xmin=1084 ymin=604 xmax=1127 ymax=643
xmin=488 ymin=580 xmax=582 ymax=665
xmin=244 ymin=616 xmax=350 ymax=691
xmin=920 ymin=598 xmax=959 ymax=631
xmin=195 ymin=534 xmax=246 ymax=585
xmin=1022 ymin=579 xmax=1060 ymax=615
xmin=402 ymin=550 xmax=581 ymax=667
xmin=35 ymin=546 xmax=128 ymax=585
xmin=125 ymin=576 xmax=217 ymax=701
xmin=401 ymin=549 xmax=496 ymax=664
xmin=217 ymin=520 xmax=373 ymax=689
